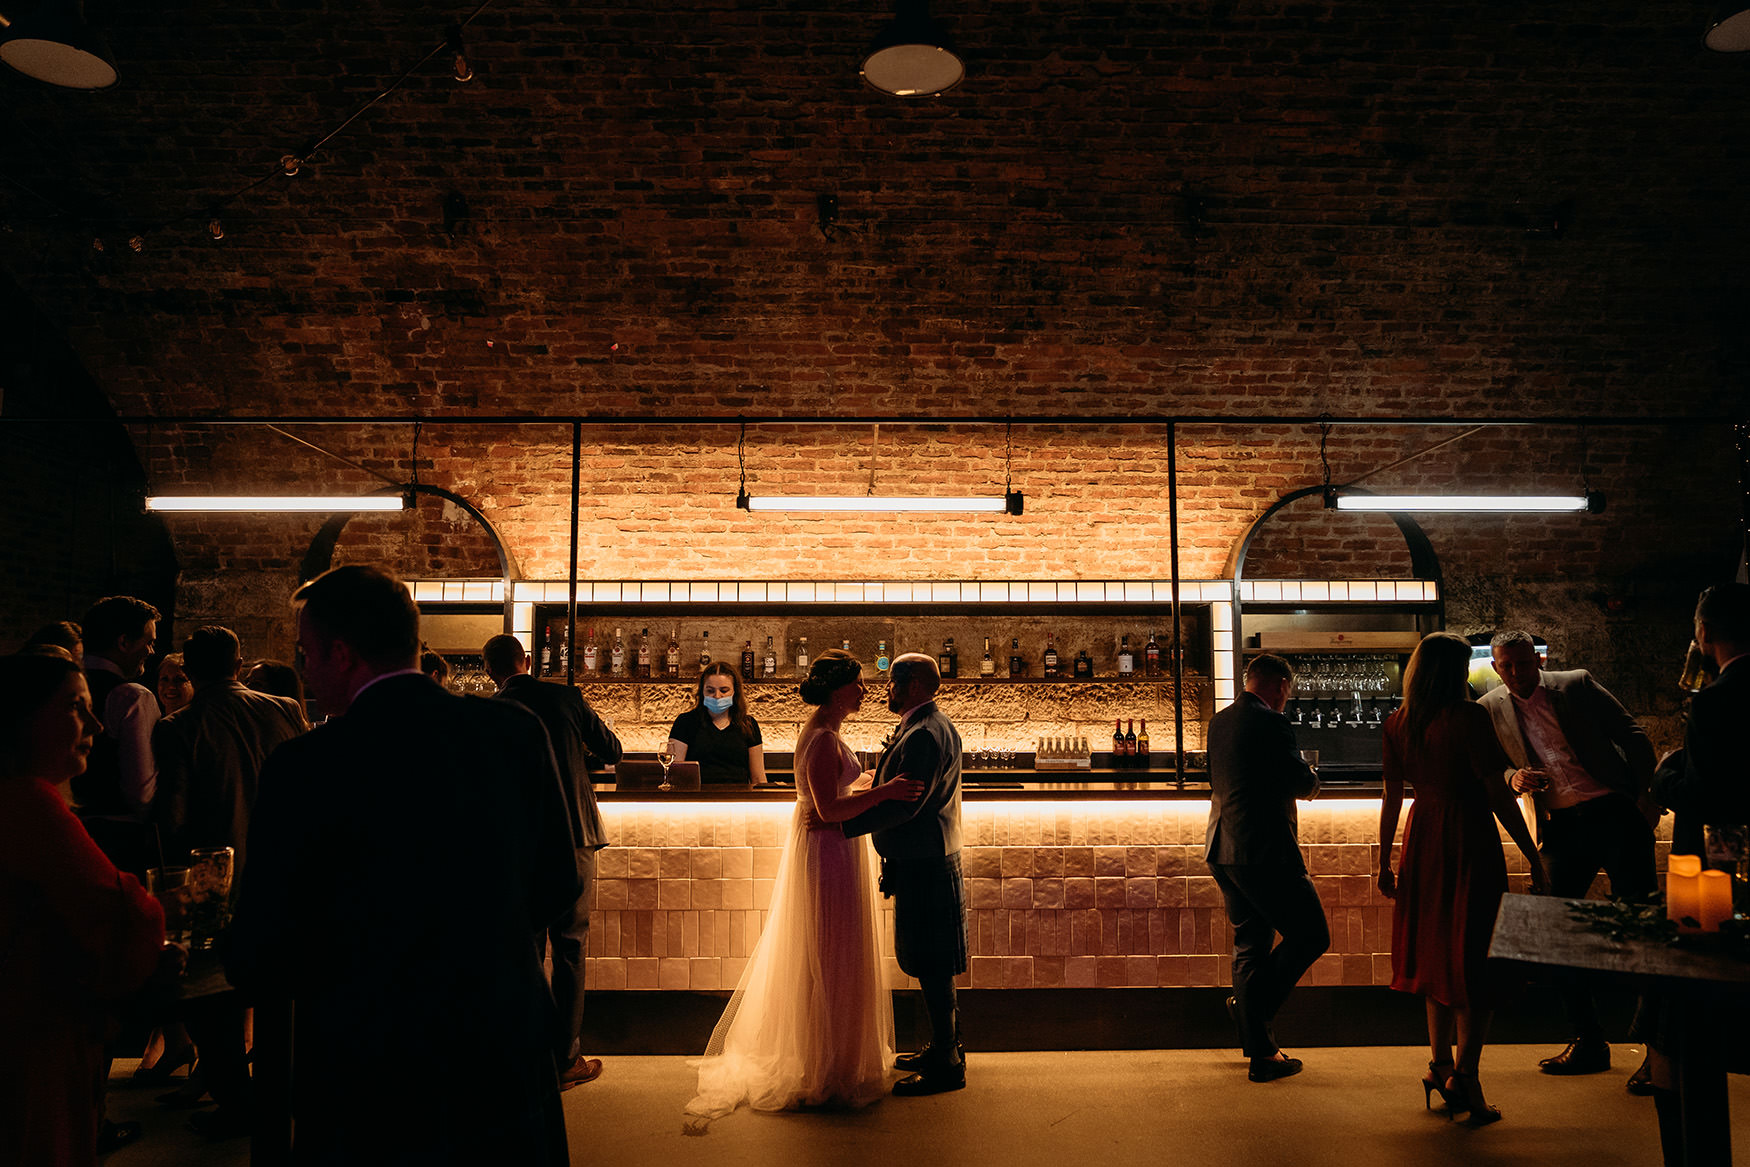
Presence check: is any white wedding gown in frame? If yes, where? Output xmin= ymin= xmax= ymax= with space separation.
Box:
xmin=685 ymin=727 xmax=894 ymax=1118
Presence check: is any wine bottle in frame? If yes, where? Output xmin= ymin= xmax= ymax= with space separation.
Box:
xmin=740 ymin=639 xmax=755 ymax=680
xmin=665 ymin=627 xmax=681 ymax=677
xmin=582 ymin=627 xmax=599 ymax=674
xmin=796 ymin=636 xmax=809 ymax=672
xmin=698 ymin=630 xmax=711 ymax=670
xmin=1043 ymin=634 xmax=1059 ymax=678
xmin=1145 ymin=628 xmax=1162 ymax=677
xmin=1136 ymin=719 xmax=1150 ymax=767
xmin=610 ymin=627 xmax=625 ymax=676
xmin=763 ymin=636 xmax=777 ymax=678
xmin=1118 ymin=634 xmax=1134 ymax=675
xmin=876 ymin=641 xmax=890 ymax=673
xmin=1112 ymin=718 xmax=1126 ymax=763
xmin=1008 ymin=637 xmax=1023 ymax=677
xmin=637 ymin=628 xmax=652 ymax=677
xmin=980 ymin=637 xmax=995 ymax=676
xmin=1124 ymin=718 xmax=1137 ymax=763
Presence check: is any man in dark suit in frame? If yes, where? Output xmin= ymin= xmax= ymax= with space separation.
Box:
xmin=1478 ymin=630 xmax=1656 ymax=1078
xmin=483 ymin=632 xmax=621 ymax=1091
xmin=842 ymin=653 xmax=967 ymax=1096
xmin=227 ymin=566 xmax=579 ymax=1166
xmin=1204 ymin=652 xmax=1326 ymax=1083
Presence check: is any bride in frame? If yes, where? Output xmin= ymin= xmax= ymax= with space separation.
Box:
xmin=685 ymin=650 xmax=924 ymax=1120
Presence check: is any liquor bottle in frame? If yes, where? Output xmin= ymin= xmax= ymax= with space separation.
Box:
xmin=1124 ymin=718 xmax=1137 ymax=762
xmin=1145 ymin=628 xmax=1162 ymax=677
xmin=740 ymin=639 xmax=755 ymax=680
xmin=1043 ymin=634 xmax=1059 ymax=678
xmin=938 ymin=638 xmax=953 ymax=678
xmin=1136 ymin=719 xmax=1150 ymax=767
xmin=698 ymin=630 xmax=711 ymax=670
xmin=876 ymin=641 xmax=890 ymax=674
xmin=1008 ymin=637 xmax=1023 ymax=677
xmin=1118 ymin=634 xmax=1134 ymax=675
xmin=980 ymin=637 xmax=995 ymax=676
xmin=796 ymin=636 xmax=809 ymax=672
xmin=539 ymin=627 xmax=553 ymax=676
xmin=610 ymin=627 xmax=625 ymax=676
xmin=555 ymin=623 xmax=570 ymax=674
xmin=1074 ymin=648 xmax=1093 ymax=678
xmin=637 ymin=628 xmax=652 ymax=678
xmin=582 ymin=627 xmax=599 ymax=674
xmin=763 ymin=636 xmax=778 ymax=678
xmin=665 ymin=627 xmax=681 ymax=677
xmin=1112 ymin=718 xmax=1126 ymax=763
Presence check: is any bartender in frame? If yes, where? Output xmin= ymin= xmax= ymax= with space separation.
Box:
xmin=667 ymin=663 xmax=767 ymax=786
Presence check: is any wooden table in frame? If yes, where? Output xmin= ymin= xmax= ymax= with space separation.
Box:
xmin=1490 ymin=893 xmax=1750 ymax=1166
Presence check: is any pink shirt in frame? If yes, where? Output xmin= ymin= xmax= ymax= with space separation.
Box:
xmin=1510 ymin=684 xmax=1612 ymax=810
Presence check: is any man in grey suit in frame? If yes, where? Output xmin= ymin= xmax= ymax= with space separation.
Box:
xmin=842 ymin=653 xmax=968 ymax=1096
xmin=1479 ymin=630 xmax=1656 ymax=1078
xmin=483 ymin=633 xmax=622 ymax=1091
xmin=1205 ymin=653 xmax=1327 ymax=1083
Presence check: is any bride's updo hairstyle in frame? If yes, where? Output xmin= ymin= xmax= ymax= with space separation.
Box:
xmin=799 ymin=649 xmax=862 ymax=706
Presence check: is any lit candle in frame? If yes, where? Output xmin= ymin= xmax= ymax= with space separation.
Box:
xmin=1698 ymin=870 xmax=1734 ymax=933
xmin=1667 ymin=854 xmax=1703 ymax=932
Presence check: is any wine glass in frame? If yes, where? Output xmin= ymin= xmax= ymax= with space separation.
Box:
xmin=656 ymin=748 xmax=674 ymax=791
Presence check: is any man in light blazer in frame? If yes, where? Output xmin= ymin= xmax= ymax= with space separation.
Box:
xmin=842 ymin=653 xmax=967 ymax=1096
xmin=1205 ymin=653 xmax=1327 ymax=1083
xmin=1479 ymin=629 xmax=1656 ymax=1079
xmin=484 ymin=633 xmax=622 ymax=1091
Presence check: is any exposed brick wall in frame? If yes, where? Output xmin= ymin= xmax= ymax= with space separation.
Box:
xmin=2 ymin=2 xmax=1744 ymax=726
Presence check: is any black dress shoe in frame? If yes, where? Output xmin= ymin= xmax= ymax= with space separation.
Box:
xmin=1247 ymin=1055 xmax=1304 ymax=1083
xmin=895 ymin=1043 xmax=964 ymax=1073
xmin=1626 ymin=1055 xmax=1654 ymax=1096
xmin=96 ymin=1120 xmax=144 ymax=1154
xmin=1539 ymin=1039 xmax=1610 ymax=1075
xmin=893 ymin=1060 xmax=966 ymax=1096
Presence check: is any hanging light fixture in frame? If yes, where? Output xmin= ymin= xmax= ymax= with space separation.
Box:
xmin=1704 ymin=5 xmax=1750 ymax=50
xmin=733 ymin=419 xmax=1022 ymax=514
xmin=860 ymin=0 xmax=964 ymax=97
xmin=1324 ymin=492 xmax=1604 ymax=514
xmin=0 ymin=0 xmax=117 ymax=89
xmin=145 ymin=494 xmax=411 ymax=513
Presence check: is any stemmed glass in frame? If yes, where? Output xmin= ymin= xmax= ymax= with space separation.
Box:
xmin=656 ymin=748 xmax=674 ymax=791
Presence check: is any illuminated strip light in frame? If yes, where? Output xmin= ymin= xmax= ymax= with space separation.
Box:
xmin=1332 ymin=493 xmax=1602 ymax=514
xmin=145 ymin=495 xmax=408 ymax=513
xmin=737 ymin=491 xmax=1023 ymax=515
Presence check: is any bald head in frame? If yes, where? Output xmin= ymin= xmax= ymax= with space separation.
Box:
xmin=888 ymin=652 xmax=940 ymax=716
xmin=482 ymin=634 xmax=530 ymax=683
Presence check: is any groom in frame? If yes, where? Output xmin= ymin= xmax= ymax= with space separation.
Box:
xmin=842 ymin=652 xmax=968 ymax=1096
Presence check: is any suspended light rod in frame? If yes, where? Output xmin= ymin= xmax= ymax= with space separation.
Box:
xmin=1327 ymin=493 xmax=1603 ymax=514
xmin=145 ymin=495 xmax=410 ymax=513
xmin=736 ymin=492 xmax=1023 ymax=515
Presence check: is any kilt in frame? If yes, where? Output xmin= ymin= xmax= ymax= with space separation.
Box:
xmin=883 ymin=852 xmax=969 ymax=980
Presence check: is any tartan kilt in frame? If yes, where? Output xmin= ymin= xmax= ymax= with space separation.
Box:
xmin=885 ymin=852 xmax=970 ymax=980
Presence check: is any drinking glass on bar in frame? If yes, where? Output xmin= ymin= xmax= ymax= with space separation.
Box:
xmin=656 ymin=748 xmax=674 ymax=791
xmin=186 ymin=846 xmax=235 ymax=950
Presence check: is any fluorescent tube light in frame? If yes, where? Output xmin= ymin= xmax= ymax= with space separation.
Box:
xmin=737 ymin=491 xmax=1023 ymax=515
xmin=145 ymin=495 xmax=409 ymax=513
xmin=1330 ymin=493 xmax=1602 ymax=514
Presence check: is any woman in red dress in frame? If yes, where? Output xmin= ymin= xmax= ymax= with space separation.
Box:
xmin=0 ymin=651 xmax=166 ymax=1167
xmin=1377 ymin=633 xmax=1545 ymax=1125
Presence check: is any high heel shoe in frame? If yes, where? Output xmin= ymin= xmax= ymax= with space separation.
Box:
xmin=1421 ymin=1060 xmax=1461 ymax=1114
xmin=1445 ymin=1070 xmax=1502 ymax=1127
xmin=131 ymin=1042 xmax=197 ymax=1085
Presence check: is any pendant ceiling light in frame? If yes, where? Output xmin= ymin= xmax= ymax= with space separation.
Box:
xmin=860 ymin=0 xmax=964 ymax=97
xmin=1323 ymin=492 xmax=1605 ymax=514
xmin=0 ymin=0 xmax=117 ymax=89
xmin=737 ymin=492 xmax=1023 ymax=515
xmin=145 ymin=495 xmax=411 ymax=513
xmin=1704 ymin=5 xmax=1750 ymax=50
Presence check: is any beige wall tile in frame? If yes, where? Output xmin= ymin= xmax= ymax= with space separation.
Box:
xmin=658 ymin=957 xmax=691 ymax=990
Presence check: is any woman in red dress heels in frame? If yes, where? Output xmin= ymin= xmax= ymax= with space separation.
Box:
xmin=0 ymin=652 xmax=166 ymax=1167
xmin=1378 ymin=633 xmax=1546 ymax=1125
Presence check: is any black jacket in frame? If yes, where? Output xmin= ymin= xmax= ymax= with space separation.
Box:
xmin=1204 ymin=691 xmax=1319 ymax=867
xmin=496 ymin=673 xmax=620 ymax=851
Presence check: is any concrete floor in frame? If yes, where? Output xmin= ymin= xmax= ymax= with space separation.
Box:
xmin=105 ymin=1046 xmax=1750 ymax=1166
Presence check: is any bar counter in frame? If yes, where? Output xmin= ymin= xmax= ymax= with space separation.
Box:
xmin=582 ymin=782 xmax=1661 ymax=996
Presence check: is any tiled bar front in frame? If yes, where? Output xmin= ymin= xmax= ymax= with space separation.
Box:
xmin=583 ymin=795 xmax=1656 ymax=993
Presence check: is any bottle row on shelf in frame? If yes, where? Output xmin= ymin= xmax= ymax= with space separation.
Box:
xmin=536 ymin=622 xmax=1183 ymax=682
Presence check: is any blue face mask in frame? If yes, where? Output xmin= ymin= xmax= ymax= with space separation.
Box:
xmin=703 ymin=694 xmax=734 ymax=715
